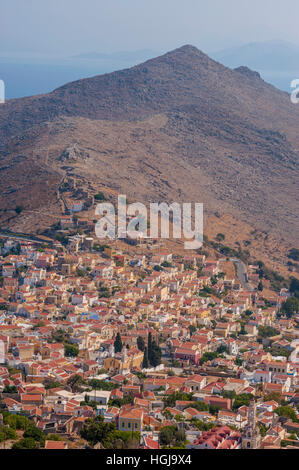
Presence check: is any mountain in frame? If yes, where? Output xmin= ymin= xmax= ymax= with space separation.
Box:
xmin=0 ymin=45 xmax=298 ymax=269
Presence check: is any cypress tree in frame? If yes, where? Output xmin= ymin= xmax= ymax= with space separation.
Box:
xmin=150 ymin=341 xmax=162 ymax=367
xmin=137 ymin=336 xmax=145 ymax=352
xmin=114 ymin=332 xmax=123 ymax=353
xmin=148 ymin=331 xmax=152 ymax=360
xmin=258 ymin=281 xmax=263 ymax=292
xmin=142 ymin=347 xmax=149 ymax=369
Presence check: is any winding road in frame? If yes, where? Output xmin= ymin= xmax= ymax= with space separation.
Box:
xmin=230 ymin=257 xmax=255 ymax=291
xmin=0 ymin=229 xmax=54 ymax=245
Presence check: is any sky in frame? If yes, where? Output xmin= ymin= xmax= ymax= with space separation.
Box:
xmin=1 ymin=0 xmax=299 ymax=58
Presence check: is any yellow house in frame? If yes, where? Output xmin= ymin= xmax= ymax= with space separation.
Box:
xmin=214 ymin=323 xmax=230 ymax=338
xmin=104 ymin=348 xmax=143 ymax=372
xmin=17 ymin=344 xmax=35 ymax=360
xmin=118 ymin=408 xmax=144 ymax=432
xmin=147 ymin=319 xmax=160 ymax=329
xmin=104 ymin=247 xmax=117 ymax=258
xmin=103 ymin=356 xmax=121 ymax=371
xmin=196 ymin=308 xmax=211 ymax=320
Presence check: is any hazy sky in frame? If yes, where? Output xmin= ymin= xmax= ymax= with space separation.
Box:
xmin=1 ymin=0 xmax=299 ymax=57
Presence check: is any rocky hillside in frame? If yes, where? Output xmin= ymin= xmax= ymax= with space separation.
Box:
xmin=0 ymin=45 xmax=298 ymax=265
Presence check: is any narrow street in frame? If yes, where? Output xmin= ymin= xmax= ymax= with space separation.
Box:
xmin=230 ymin=258 xmax=254 ymax=291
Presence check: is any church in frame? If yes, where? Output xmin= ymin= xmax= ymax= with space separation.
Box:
xmin=242 ymin=400 xmax=262 ymax=449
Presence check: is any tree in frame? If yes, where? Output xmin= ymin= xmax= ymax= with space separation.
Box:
xmin=222 ymin=390 xmax=236 ymax=400
xmin=258 ymin=423 xmax=267 ymax=437
xmin=258 ymin=326 xmax=279 ymax=338
xmin=80 ymin=415 xmax=116 ymax=446
xmin=108 ymin=393 xmax=134 ymax=409
xmin=189 ymin=325 xmax=196 ymax=336
xmin=263 ymin=392 xmax=282 ymax=404
xmin=23 ymin=425 xmax=46 ymax=446
xmin=188 ymin=401 xmax=209 ymax=412
xmin=89 ymin=379 xmax=117 ymax=391
xmin=67 ymin=374 xmax=86 ymax=392
xmin=161 ymin=261 xmax=172 ymax=268
xmin=147 ymin=331 xmax=161 ymax=366
xmin=0 ymin=425 xmax=18 ymax=442
xmin=219 ymin=246 xmax=232 ymax=256
xmin=114 ymin=333 xmax=123 ymax=353
xmin=232 ymin=394 xmax=253 ymax=410
xmin=149 ymin=341 xmax=162 ymax=367
xmin=209 ymin=405 xmax=221 ymax=415
xmin=104 ymin=430 xmax=140 ymax=449
xmin=289 ymin=277 xmax=299 ymax=299
xmin=2 ymin=412 xmax=32 ymax=431
xmin=33 ymin=321 xmax=46 ymax=329
xmin=15 ymin=205 xmax=24 ymax=215
xmin=192 ymin=420 xmax=214 ymax=432
xmin=216 ymin=344 xmax=229 ymax=354
xmin=199 ymin=351 xmax=218 ymax=365
xmin=44 ymin=379 xmax=62 ymax=390
xmin=163 ymin=391 xmax=193 ymax=408
xmin=76 ymin=268 xmax=87 ymax=277
xmin=280 ymin=297 xmax=299 ymax=318
xmin=288 ymin=249 xmax=299 ymax=262
xmin=239 ymin=322 xmax=246 ymax=335
xmin=142 ymin=347 xmax=149 ymax=369
xmin=159 ymin=425 xmax=186 ymax=448
xmin=3 ymin=385 xmax=17 ymax=394
xmin=274 ymin=406 xmax=298 ymax=422
xmin=216 ymin=233 xmax=225 ymax=242
xmin=148 ymin=332 xmax=153 ymax=351
xmin=244 ymin=310 xmax=253 ymax=317
xmin=258 ymin=281 xmax=263 ymax=292
xmin=162 ymin=409 xmax=173 ymax=420
xmin=217 ymin=272 xmax=226 ymax=279
xmin=153 ymin=265 xmax=163 ymax=271
xmin=94 ymin=192 xmax=106 ymax=201
xmin=137 ymin=336 xmax=145 ymax=352
xmin=46 ymin=434 xmax=63 ymax=441
xmin=12 ymin=437 xmax=38 ymax=449
xmin=64 ymin=343 xmax=79 ymax=357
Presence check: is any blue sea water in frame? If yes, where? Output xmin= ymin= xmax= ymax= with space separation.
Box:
xmin=0 ymin=58 xmax=296 ymax=100
xmin=0 ymin=60 xmax=121 ymax=99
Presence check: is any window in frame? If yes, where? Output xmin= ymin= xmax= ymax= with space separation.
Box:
xmin=122 ymin=422 xmax=125 ymax=428
xmin=128 ymin=422 xmax=131 ymax=428
xmin=135 ymin=423 xmax=138 ymax=429
xmin=247 ymin=442 xmax=251 ymax=448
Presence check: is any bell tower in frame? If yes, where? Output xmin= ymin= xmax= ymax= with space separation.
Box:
xmin=242 ymin=400 xmax=261 ymax=449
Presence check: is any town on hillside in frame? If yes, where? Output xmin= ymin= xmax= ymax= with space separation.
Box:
xmin=0 ymin=214 xmax=299 ymax=450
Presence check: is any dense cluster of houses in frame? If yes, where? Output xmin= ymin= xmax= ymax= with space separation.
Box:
xmin=0 ymin=233 xmax=298 ymax=449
